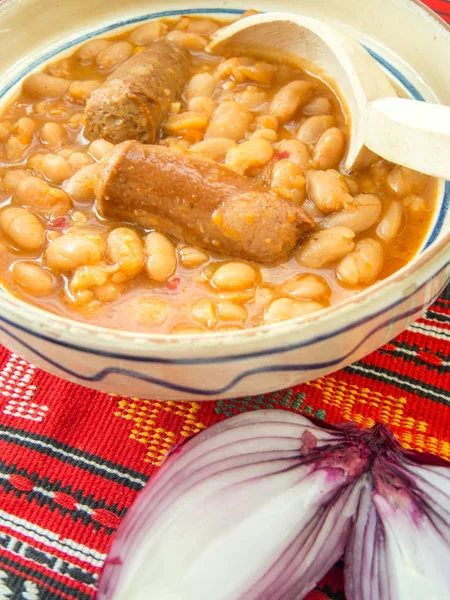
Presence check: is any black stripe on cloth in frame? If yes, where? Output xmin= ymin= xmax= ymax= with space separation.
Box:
xmin=434 ymin=298 xmax=450 ymax=310
xmin=344 ymin=362 xmax=450 ymax=405
xmin=0 ymin=555 xmax=93 ymax=600
xmin=0 ymin=460 xmax=126 ymax=525
xmin=440 ymin=284 xmax=450 ymax=301
xmin=0 ymin=424 xmax=148 ymax=490
xmin=423 ymin=308 xmax=450 ymax=324
xmin=378 ymin=341 xmax=449 ymax=375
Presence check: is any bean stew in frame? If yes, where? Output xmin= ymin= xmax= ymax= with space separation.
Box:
xmin=0 ymin=13 xmax=437 ymax=334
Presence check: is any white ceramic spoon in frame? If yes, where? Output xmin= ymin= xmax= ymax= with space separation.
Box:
xmin=208 ymin=12 xmax=450 ymax=179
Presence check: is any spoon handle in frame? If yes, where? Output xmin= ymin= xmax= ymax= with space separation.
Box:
xmin=365 ymin=97 xmax=450 ymax=180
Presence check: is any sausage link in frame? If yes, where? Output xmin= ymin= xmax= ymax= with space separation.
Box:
xmin=84 ymin=40 xmax=189 ymax=144
xmin=95 ymin=141 xmax=313 ymax=264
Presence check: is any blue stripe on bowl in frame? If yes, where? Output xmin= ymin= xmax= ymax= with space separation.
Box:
xmin=365 ymin=47 xmax=425 ymax=100
xmin=0 ymin=261 xmax=447 ymax=367
xmin=0 ymin=289 xmax=442 ymax=395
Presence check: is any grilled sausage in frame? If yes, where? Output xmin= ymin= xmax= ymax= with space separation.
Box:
xmin=94 ymin=141 xmax=314 ymax=264
xmin=84 ymin=40 xmax=189 ymax=144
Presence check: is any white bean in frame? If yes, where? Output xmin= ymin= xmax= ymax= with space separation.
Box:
xmin=319 ymin=194 xmax=382 ymax=233
xmin=190 ymin=138 xmax=236 ymax=162
xmin=303 ymin=97 xmax=332 ymax=115
xmin=64 ymin=164 xmax=98 ymax=203
xmin=251 ymin=128 xmax=278 ymax=142
xmin=39 ymin=123 xmax=66 ymax=148
xmin=0 ymin=207 xmax=45 ymax=250
xmin=264 ymin=297 xmax=325 ymax=323
xmin=296 ymin=226 xmax=356 ymax=268
xmin=275 ymin=139 xmax=310 ymax=171
xmin=164 ymin=112 xmax=208 ymax=133
xmin=313 ymin=127 xmax=346 ymax=169
xmin=23 ymin=73 xmax=70 ymax=99
xmin=11 ymin=117 xmax=37 ymax=144
xmin=256 ymin=115 xmax=278 ymax=131
xmin=166 ymin=30 xmax=207 ymax=50
xmin=145 ymin=232 xmax=176 ymax=282
xmin=0 ymin=121 xmax=12 ymax=141
xmin=278 ymin=274 xmax=331 ymax=301
xmin=186 ymin=18 xmax=219 ymax=36
xmin=68 ymin=152 xmax=93 ymax=170
xmin=96 ymin=42 xmax=133 ymax=70
xmin=179 ymin=246 xmax=209 ymax=269
xmin=106 ymin=228 xmax=145 ymax=281
xmin=376 ymin=201 xmax=405 ymax=242
xmin=70 ymin=211 xmax=89 ymax=225
xmin=302 ymin=199 xmax=326 ymax=220
xmin=4 ymin=137 xmax=26 ymax=160
xmin=215 ymin=57 xmax=243 ymax=79
xmin=386 ymin=166 xmax=428 ymax=196
xmin=307 ymin=169 xmax=353 ymax=213
xmin=88 ymin=139 xmax=114 ymax=161
xmin=68 ymin=80 xmax=101 ymax=102
xmin=77 ymin=39 xmax=111 ymax=63
xmin=4 ymin=118 xmax=37 ymax=160
xmin=190 ymin=298 xmax=218 ymax=328
xmin=217 ymin=301 xmax=248 ymax=323
xmin=69 ymin=263 xmax=110 ymax=293
xmin=234 ymin=63 xmax=275 ymax=85
xmin=337 ymin=239 xmax=384 ymax=285
xmin=271 ymin=160 xmax=306 ymax=203
xmin=12 ymin=262 xmax=53 ymax=296
xmin=39 ymin=154 xmax=71 ymax=185
xmin=187 ymin=97 xmax=216 ymax=117
xmin=1 ymin=169 xmax=28 ymax=194
xmin=93 ymin=281 xmax=124 ymax=302
xmin=269 ymin=81 xmax=313 ymax=124
xmin=57 ymin=148 xmax=75 ymax=159
xmin=129 ymin=21 xmax=167 ymax=45
xmin=403 ymin=195 xmax=428 ymax=217
xmin=235 ymin=86 xmax=267 ymax=109
xmin=297 ymin=115 xmax=335 ymax=144
xmin=212 ymin=262 xmax=257 ymax=291
xmin=185 ymin=73 xmax=216 ymax=100
xmin=15 ymin=176 xmax=72 ymax=218
xmin=205 ymin=101 xmax=252 ymax=141
xmin=45 ymin=232 xmax=106 ymax=271
xmin=135 ymin=297 xmax=169 ymax=324
xmin=225 ymin=139 xmax=273 ymax=175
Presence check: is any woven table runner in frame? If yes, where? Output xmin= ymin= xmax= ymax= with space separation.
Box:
xmin=1 ymin=2 xmax=450 ymax=598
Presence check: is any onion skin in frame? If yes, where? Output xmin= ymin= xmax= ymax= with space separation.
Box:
xmin=96 ymin=411 xmax=450 ymax=600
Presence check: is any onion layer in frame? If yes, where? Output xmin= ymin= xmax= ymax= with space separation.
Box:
xmin=96 ymin=411 xmax=450 ymax=600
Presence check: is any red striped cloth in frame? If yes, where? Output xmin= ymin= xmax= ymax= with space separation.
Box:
xmin=0 ymin=3 xmax=449 ymax=598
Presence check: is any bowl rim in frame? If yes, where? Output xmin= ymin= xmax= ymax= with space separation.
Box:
xmin=0 ymin=0 xmax=449 ymax=352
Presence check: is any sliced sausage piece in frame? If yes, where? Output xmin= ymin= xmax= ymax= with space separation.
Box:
xmin=84 ymin=40 xmax=189 ymax=144
xmin=95 ymin=141 xmax=314 ymax=264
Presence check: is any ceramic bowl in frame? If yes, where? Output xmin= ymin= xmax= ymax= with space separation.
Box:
xmin=0 ymin=0 xmax=448 ymax=401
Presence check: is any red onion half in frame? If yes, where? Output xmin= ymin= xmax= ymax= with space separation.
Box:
xmin=96 ymin=411 xmax=450 ymax=600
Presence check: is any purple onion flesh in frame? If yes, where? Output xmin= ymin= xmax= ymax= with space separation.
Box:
xmin=96 ymin=410 xmax=450 ymax=600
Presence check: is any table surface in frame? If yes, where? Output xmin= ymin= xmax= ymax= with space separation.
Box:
xmin=0 ymin=2 xmax=450 ymax=598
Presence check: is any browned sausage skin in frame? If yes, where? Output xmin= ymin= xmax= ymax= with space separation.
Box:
xmin=95 ymin=141 xmax=314 ymax=264
xmin=84 ymin=40 xmax=189 ymax=144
